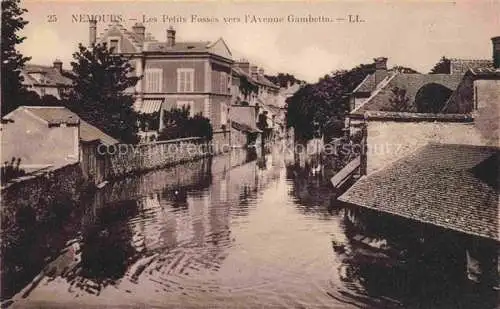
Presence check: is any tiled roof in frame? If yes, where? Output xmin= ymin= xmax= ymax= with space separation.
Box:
xmin=352 ymin=72 xmax=390 ymax=93
xmin=338 ymin=143 xmax=499 ymax=241
xmin=351 ymin=72 xmax=463 ymax=115
xmin=232 ymin=67 xmax=258 ymax=85
xmin=79 ymin=119 xmax=119 ymax=146
xmin=469 ymin=67 xmax=500 ymax=78
xmin=256 ymin=74 xmax=279 ymax=89
xmin=450 ymin=59 xmax=493 ymax=74
xmin=22 ymin=64 xmax=73 ymax=86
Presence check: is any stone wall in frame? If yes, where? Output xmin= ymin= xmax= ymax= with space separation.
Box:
xmin=107 ymin=137 xmax=213 ymax=178
xmin=1 ymin=163 xmax=84 ymax=235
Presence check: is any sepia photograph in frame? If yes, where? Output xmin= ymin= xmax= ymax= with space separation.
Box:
xmin=1 ymin=0 xmax=499 ymax=308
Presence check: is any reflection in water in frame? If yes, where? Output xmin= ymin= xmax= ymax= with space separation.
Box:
xmin=3 ymin=143 xmax=499 ymax=309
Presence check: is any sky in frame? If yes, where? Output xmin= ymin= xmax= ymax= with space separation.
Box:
xmin=20 ymin=0 xmax=500 ymax=83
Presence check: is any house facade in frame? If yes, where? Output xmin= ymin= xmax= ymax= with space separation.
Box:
xmin=91 ymin=21 xmax=233 ymax=144
xmin=21 ymin=60 xmax=73 ymax=99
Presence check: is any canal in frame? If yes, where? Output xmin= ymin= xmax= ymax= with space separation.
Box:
xmin=2 ymin=143 xmax=499 ymax=308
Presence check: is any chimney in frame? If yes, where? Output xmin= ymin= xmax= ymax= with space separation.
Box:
xmin=492 ymin=36 xmax=500 ymax=69
xmin=53 ymin=59 xmax=63 ymax=72
xmin=250 ymin=65 xmax=258 ymax=79
xmin=132 ymin=23 xmax=146 ymax=42
xmin=167 ymin=26 xmax=176 ymax=47
xmin=374 ymin=57 xmax=388 ymax=85
xmin=89 ymin=19 xmax=97 ymax=46
xmin=258 ymin=68 xmax=265 ymax=76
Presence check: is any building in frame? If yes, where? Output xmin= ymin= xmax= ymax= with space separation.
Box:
xmin=90 ymin=21 xmax=234 ymax=144
xmin=231 ymin=60 xmax=281 ymax=142
xmin=338 ymin=143 xmax=500 ymax=286
xmin=21 ymin=60 xmax=73 ymax=99
xmin=346 ymin=37 xmax=499 ymax=174
xmin=229 ymin=106 xmax=262 ymax=148
xmin=1 ymin=106 xmax=118 ymax=184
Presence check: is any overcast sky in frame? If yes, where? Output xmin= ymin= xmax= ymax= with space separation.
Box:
xmin=20 ymin=0 xmax=500 ymax=83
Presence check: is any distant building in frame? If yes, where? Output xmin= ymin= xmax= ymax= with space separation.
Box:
xmin=21 ymin=60 xmax=73 ymax=99
xmin=229 ymin=106 xmax=262 ymax=148
xmin=1 ymin=106 xmax=118 ymax=184
xmin=91 ymin=21 xmax=233 ymax=143
xmin=346 ymin=36 xmax=499 ymax=174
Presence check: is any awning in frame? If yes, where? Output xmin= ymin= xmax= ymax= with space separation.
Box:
xmin=134 ymin=98 xmax=164 ymax=114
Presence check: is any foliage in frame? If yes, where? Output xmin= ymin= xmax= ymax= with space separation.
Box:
xmin=415 ymin=83 xmax=453 ymax=113
xmin=286 ymin=63 xmax=376 ymax=140
xmin=64 ymin=43 xmax=140 ymax=144
xmin=265 ymin=73 xmax=305 ymax=88
xmin=158 ymin=106 xmax=213 ymax=141
xmin=137 ymin=112 xmax=160 ymax=132
xmin=1 ymin=157 xmax=26 ymax=182
xmin=429 ymin=56 xmax=451 ymax=74
xmin=1 ymin=0 xmax=31 ymax=116
xmin=238 ymin=74 xmax=259 ymax=101
xmin=391 ymin=66 xmax=420 ymax=74
xmin=383 ymin=87 xmax=411 ymax=112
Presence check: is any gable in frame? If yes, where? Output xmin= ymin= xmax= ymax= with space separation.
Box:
xmin=97 ymin=24 xmax=140 ymax=53
xmin=208 ymin=38 xmax=232 ymax=60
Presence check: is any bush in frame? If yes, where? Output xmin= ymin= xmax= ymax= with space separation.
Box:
xmin=1 ymin=157 xmax=26 ymax=183
xmin=158 ymin=106 xmax=213 ymax=141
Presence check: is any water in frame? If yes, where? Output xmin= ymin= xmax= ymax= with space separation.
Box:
xmin=2 ymin=144 xmax=499 ymax=308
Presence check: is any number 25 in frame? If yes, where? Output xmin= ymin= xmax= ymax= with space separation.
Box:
xmin=47 ymin=15 xmax=57 ymax=23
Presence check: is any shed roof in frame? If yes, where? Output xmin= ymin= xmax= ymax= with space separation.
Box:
xmin=338 ymin=143 xmax=499 ymax=241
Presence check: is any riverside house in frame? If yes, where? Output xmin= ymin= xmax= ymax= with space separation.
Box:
xmin=1 ymin=106 xmax=118 ymax=185
xmin=90 ymin=21 xmax=233 ymax=145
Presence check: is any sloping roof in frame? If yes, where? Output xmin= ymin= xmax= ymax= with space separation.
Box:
xmin=5 ymin=106 xmax=119 ymax=145
xmin=338 ymin=143 xmax=499 ymax=241
xmin=22 ymin=64 xmax=73 ymax=86
xmin=144 ymin=39 xmax=233 ymax=61
xmin=352 ymin=72 xmax=390 ymax=93
xmin=134 ymin=98 xmax=164 ymax=114
xmin=256 ymin=74 xmax=279 ymax=89
xmin=231 ymin=121 xmax=262 ymax=133
xmin=79 ymin=119 xmax=119 ymax=145
xmin=450 ymin=59 xmax=493 ymax=74
xmin=469 ymin=67 xmax=500 ymax=78
xmin=351 ymin=72 xmax=463 ymax=115
xmin=232 ymin=67 xmax=258 ymax=85
xmin=21 ymin=106 xmax=79 ymax=125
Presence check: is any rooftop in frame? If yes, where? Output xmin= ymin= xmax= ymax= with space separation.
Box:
xmin=338 ymin=143 xmax=499 ymax=241
xmin=22 ymin=64 xmax=73 ymax=87
xmin=4 ymin=106 xmax=118 ymax=145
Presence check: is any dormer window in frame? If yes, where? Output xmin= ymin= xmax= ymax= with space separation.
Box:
xmin=107 ymin=36 xmax=121 ymax=53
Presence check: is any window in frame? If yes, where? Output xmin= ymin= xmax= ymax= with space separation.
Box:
xmin=107 ymin=37 xmax=121 ymax=53
xmin=177 ymin=68 xmax=194 ymax=92
xmin=145 ymin=68 xmax=163 ymax=93
xmin=177 ymin=101 xmax=195 ymax=117
xmin=220 ymin=72 xmax=227 ymax=94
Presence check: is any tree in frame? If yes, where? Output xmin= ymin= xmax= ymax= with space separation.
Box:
xmin=265 ymin=73 xmax=305 ymax=88
xmin=429 ymin=56 xmax=451 ymax=74
xmin=286 ymin=63 xmax=376 ymax=141
xmin=1 ymin=0 xmax=31 ymax=115
xmin=383 ymin=87 xmax=411 ymax=112
xmin=158 ymin=106 xmax=212 ymax=141
xmin=65 ymin=43 xmax=140 ymax=144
